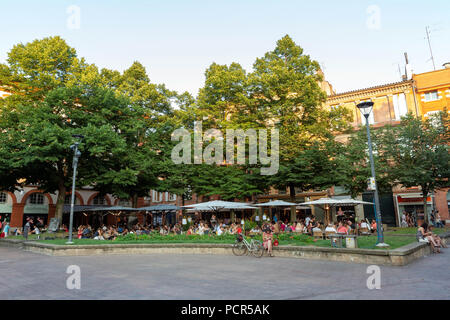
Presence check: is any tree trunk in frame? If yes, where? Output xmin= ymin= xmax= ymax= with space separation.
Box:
xmin=289 ymin=184 xmax=296 ymax=223
xmin=55 ymin=183 xmax=66 ymax=225
xmin=180 ymin=193 xmax=186 ymax=224
xmin=422 ymin=187 xmax=429 ymax=224
xmin=423 ymin=197 xmax=429 ymax=224
xmin=132 ymin=194 xmax=138 ymax=208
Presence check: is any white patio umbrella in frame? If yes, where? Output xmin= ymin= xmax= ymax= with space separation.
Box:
xmin=183 ymin=200 xmax=257 ymax=225
xmin=183 ymin=200 xmax=256 ymax=211
xmin=186 ymin=204 xmax=257 ymax=212
xmin=254 ymin=200 xmax=298 ymax=222
xmin=301 ymin=198 xmax=346 ymax=206
xmin=334 ymin=198 xmax=373 ymax=206
xmin=254 ymin=200 xmax=297 ymax=207
xmin=300 ymin=198 xmax=348 ymax=224
xmin=301 ymin=198 xmax=373 ymax=224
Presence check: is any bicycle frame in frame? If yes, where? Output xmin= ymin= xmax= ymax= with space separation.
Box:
xmin=240 ymin=236 xmax=260 ymax=252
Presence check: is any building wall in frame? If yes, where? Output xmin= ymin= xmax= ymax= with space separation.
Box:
xmin=434 ymin=188 xmax=450 ymax=222
xmin=413 ymin=67 xmax=450 ymax=118
xmin=3 ymin=186 xmax=120 ymax=228
xmin=326 ymin=80 xmax=418 ymax=132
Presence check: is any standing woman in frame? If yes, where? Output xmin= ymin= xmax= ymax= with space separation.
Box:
xmin=262 ymin=223 xmax=274 ymax=257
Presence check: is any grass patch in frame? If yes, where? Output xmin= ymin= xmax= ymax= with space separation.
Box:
xmin=385 ymin=227 xmax=449 ymax=235
xmin=18 ymin=232 xmax=419 ymax=250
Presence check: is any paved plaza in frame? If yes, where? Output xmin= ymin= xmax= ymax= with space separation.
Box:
xmin=0 ymin=246 xmax=449 ymax=300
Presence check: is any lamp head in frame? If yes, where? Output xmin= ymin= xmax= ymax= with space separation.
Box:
xmin=356 ymin=101 xmax=374 ymax=118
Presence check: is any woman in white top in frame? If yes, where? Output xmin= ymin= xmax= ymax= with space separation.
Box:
xmin=197 ymin=222 xmax=205 ymax=235
xmin=360 ymin=220 xmax=370 ymax=230
xmin=295 ymin=222 xmax=304 ymax=233
xmin=325 ymin=224 xmax=337 ymax=233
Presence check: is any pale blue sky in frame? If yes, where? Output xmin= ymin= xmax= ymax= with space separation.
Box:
xmin=1 ymin=0 xmax=449 ymax=95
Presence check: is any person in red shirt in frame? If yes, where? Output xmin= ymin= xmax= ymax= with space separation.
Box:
xmin=371 ymin=220 xmax=377 ymax=233
xmin=337 ymin=221 xmax=348 ymax=234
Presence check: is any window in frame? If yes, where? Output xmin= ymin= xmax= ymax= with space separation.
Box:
xmin=93 ymin=195 xmax=106 ymax=205
xmin=152 ymin=190 xmax=163 ymax=202
xmin=424 ymin=91 xmax=439 ymax=102
xmin=29 ymin=193 xmax=44 ymax=205
xmin=278 ymin=189 xmax=287 ymax=195
xmin=168 ymin=193 xmax=177 ymax=202
xmin=0 ymin=192 xmax=7 ymax=204
xmin=393 ymin=93 xmax=408 ymax=120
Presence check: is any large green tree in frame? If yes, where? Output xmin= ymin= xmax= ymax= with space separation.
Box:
xmin=93 ymin=61 xmax=178 ymax=207
xmin=333 ymin=128 xmax=392 ymax=198
xmin=0 ymin=37 xmax=153 ymax=222
xmin=378 ymin=112 xmax=449 ymax=222
xmin=249 ymin=35 xmax=351 ymax=220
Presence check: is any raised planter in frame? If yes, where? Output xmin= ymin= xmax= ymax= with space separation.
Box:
xmin=1 ymin=232 xmax=448 ymax=266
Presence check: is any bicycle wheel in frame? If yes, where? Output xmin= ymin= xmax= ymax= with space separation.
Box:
xmin=232 ymin=241 xmax=247 ymax=256
xmin=251 ymin=241 xmax=264 ymax=258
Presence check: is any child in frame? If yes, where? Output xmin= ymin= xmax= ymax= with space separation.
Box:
xmin=33 ymin=225 xmax=41 ymax=240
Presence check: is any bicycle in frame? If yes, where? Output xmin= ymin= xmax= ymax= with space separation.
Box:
xmin=232 ymin=234 xmax=264 ymax=258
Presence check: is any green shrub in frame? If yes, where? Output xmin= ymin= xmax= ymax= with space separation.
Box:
xmin=244 ymin=220 xmax=257 ymax=232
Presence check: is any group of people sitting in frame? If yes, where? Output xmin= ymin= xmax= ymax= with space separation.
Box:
xmin=247 ymin=217 xmax=377 ymax=236
xmin=74 ymin=219 xmax=245 ymax=240
xmin=416 ymin=220 xmax=447 ymax=253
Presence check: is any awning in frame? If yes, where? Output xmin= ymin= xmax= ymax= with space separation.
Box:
xmin=62 ymin=205 xmax=106 ymax=214
xmin=85 ymin=206 xmax=141 ymax=212
xmin=138 ymin=204 xmax=180 ymax=212
xmin=301 ymin=198 xmax=372 ymax=207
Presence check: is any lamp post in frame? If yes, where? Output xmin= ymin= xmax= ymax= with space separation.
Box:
xmin=356 ymin=102 xmax=389 ymax=247
xmin=66 ymin=135 xmax=84 ymax=244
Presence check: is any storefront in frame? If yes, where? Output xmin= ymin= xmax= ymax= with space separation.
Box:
xmin=394 ymin=193 xmax=433 ymax=226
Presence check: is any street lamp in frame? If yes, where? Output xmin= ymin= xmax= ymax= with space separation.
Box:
xmin=66 ymin=134 xmax=84 ymax=244
xmin=356 ymin=102 xmax=389 ymax=247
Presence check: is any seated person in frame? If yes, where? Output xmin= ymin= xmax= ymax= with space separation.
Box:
xmin=346 ymin=221 xmax=353 ymax=233
xmin=294 ymin=222 xmax=302 ymax=233
xmin=360 ymin=220 xmax=370 ymax=230
xmin=417 ymin=221 xmax=441 ymax=253
xmin=325 ymin=223 xmax=337 ymax=233
xmin=370 ymin=220 xmax=377 ymax=233
xmin=337 ymin=222 xmax=348 ymax=234
xmin=312 ymin=223 xmax=322 ymax=233
xmin=427 ymin=225 xmax=447 ymax=249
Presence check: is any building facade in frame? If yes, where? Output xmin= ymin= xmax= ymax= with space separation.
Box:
xmin=414 ymin=63 xmax=450 ymax=118
xmin=325 ymin=64 xmax=450 ymax=226
xmin=1 ymin=64 xmax=448 ymax=228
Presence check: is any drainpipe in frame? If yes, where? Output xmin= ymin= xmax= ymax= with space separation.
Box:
xmin=411 ymin=79 xmax=419 ymax=117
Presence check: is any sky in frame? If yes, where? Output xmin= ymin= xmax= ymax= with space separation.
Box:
xmin=1 ymin=0 xmax=449 ymax=96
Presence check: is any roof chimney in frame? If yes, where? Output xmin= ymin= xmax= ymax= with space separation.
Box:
xmin=404 ymin=52 xmax=412 ymax=79
xmin=443 ymin=62 xmax=450 ymax=69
